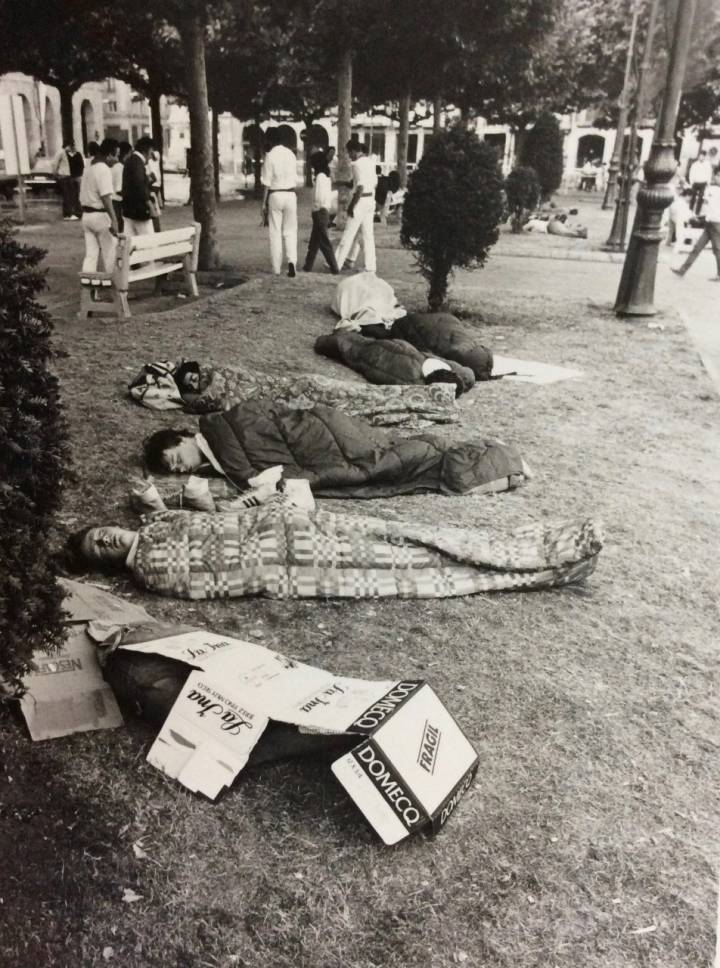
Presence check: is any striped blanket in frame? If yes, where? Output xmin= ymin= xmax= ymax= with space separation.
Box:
xmin=131 ymin=497 xmax=603 ymax=600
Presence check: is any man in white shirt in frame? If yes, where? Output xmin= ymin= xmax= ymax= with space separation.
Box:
xmin=78 ymin=137 xmax=120 ymax=273
xmin=334 ymin=138 xmax=378 ymax=273
xmin=687 ymin=151 xmax=713 ymax=214
xmin=261 ymin=128 xmax=298 ymax=277
xmin=673 ymin=166 xmax=720 ymax=280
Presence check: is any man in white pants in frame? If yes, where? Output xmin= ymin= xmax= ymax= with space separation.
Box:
xmin=335 ymin=138 xmax=377 ymax=273
xmin=78 ymin=137 xmax=120 ymax=273
xmin=261 ymin=128 xmax=298 ymax=277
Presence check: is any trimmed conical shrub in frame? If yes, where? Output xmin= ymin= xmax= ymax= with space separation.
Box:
xmin=401 ymin=125 xmax=505 ymax=310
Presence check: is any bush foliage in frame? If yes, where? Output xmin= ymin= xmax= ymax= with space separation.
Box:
xmin=401 ymin=125 xmax=505 ymax=310
xmin=505 ymin=166 xmax=542 ymax=232
xmin=520 ymin=112 xmax=564 ymax=201
xmin=0 ymin=220 xmax=70 ymax=691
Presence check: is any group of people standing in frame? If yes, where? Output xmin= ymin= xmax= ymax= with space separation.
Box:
xmin=260 ymin=130 xmax=379 ymax=278
xmin=71 ymin=135 xmax=163 ymax=274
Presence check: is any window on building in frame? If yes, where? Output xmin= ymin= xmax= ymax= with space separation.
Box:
xmin=371 ymin=132 xmax=385 ymax=160
xmin=105 ymin=101 xmax=118 ymax=114
xmin=484 ymin=133 xmax=506 ymax=162
xmin=407 ymin=133 xmax=418 ymax=164
xmin=105 ymin=79 xmax=116 ymax=92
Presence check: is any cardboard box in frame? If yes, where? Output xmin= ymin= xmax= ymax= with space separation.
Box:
xmin=121 ymin=629 xmax=478 ymax=843
xmin=19 ymin=579 xmax=154 ymax=741
xmin=20 ymin=629 xmax=124 ymax=741
xmin=333 ymin=681 xmax=479 ymax=845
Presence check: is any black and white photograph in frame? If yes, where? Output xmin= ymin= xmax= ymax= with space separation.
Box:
xmin=0 ymin=1 xmax=718 ymax=965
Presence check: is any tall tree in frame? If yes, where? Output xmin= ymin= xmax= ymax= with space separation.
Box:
xmin=0 ymin=0 xmax=127 ymax=143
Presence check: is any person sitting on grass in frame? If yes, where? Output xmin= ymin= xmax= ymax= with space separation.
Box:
xmin=64 ymin=497 xmax=603 ymax=600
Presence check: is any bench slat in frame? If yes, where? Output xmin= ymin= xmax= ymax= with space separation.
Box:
xmin=127 ymin=227 xmax=196 ymax=251
xmin=127 ymin=261 xmax=184 ymax=283
xmin=128 ymin=240 xmax=193 ymax=265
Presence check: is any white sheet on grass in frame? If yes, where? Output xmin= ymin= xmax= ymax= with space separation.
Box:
xmin=492 ymin=355 xmax=584 ymax=385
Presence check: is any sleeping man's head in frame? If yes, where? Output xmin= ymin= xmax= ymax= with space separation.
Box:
xmin=144 ymin=428 xmax=203 ymax=474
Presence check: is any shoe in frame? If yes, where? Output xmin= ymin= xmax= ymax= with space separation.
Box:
xmin=670 ymin=267 xmax=685 ymax=277
xmin=63 ymin=216 xmax=72 ymax=221
xmin=287 ymin=263 xmax=296 ymax=278
xmin=69 ymin=215 xmax=80 ymax=221
xmin=302 ymin=265 xmax=311 ymax=272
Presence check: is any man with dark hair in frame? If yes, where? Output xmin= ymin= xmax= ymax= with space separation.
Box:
xmin=112 ymin=141 xmax=132 ymax=232
xmin=54 ymin=141 xmax=84 ymax=220
xmin=334 ymin=137 xmax=377 ymax=273
xmin=122 ymin=135 xmax=156 ymax=236
xmin=78 ymin=137 xmax=120 ymax=272
xmin=261 ymin=127 xmax=298 ymax=277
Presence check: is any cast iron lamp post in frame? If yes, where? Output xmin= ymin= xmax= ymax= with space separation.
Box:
xmin=603 ymin=0 xmax=641 ymax=211
xmin=604 ymin=0 xmax=662 ymax=250
xmin=615 ymin=0 xmax=699 ymax=316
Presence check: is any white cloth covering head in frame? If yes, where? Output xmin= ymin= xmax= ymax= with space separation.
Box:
xmin=331 ymin=274 xmax=406 ymax=331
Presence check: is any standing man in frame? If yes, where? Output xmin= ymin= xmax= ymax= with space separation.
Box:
xmin=687 ymin=150 xmax=713 ymax=215
xmin=54 ymin=142 xmax=84 ymax=220
xmin=672 ymin=166 xmax=720 ymax=280
xmin=112 ymin=141 xmax=132 ymax=234
xmin=334 ymin=138 xmax=377 ymax=274
xmin=78 ymin=137 xmax=120 ymax=273
xmin=122 ymin=136 xmax=155 ymax=236
xmin=261 ymin=127 xmax=298 ymax=277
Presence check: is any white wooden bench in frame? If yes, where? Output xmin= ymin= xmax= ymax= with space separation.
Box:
xmin=78 ymin=222 xmax=201 ymax=319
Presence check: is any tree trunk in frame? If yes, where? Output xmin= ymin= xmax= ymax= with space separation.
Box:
xmin=253 ymin=114 xmax=263 ymax=198
xmin=303 ymin=114 xmax=314 ymax=187
xmin=428 ymin=264 xmax=450 ymax=311
xmin=179 ymin=10 xmax=219 ymax=270
xmin=149 ymin=89 xmax=165 ymax=201
xmin=337 ymin=47 xmax=353 ymax=223
xmin=211 ymin=106 xmax=220 ymax=201
xmin=397 ymin=90 xmax=411 ymax=189
xmin=432 ymin=93 xmax=443 ymax=135
xmin=58 ymin=83 xmax=74 ymax=146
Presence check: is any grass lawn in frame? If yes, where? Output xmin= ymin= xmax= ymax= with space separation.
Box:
xmin=1 ymin=200 xmax=719 ymax=968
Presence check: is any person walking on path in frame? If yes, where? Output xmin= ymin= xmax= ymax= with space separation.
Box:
xmin=303 ymin=152 xmax=339 ymax=274
xmin=261 ymin=127 xmax=298 ymax=277
xmin=78 ymin=137 xmax=120 ymax=273
xmin=672 ymin=167 xmax=720 ymax=281
xmin=54 ymin=142 xmax=84 ymax=220
xmin=122 ymin=136 xmax=155 ymax=237
xmin=687 ymin=151 xmax=713 ymax=215
xmin=334 ymin=138 xmax=378 ymax=274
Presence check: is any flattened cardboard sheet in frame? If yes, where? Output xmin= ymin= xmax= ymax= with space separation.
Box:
xmin=60 ymin=577 xmax=154 ymax=625
xmin=120 ymin=630 xmax=395 ymax=732
xmin=147 ymin=671 xmax=269 ymax=799
xmin=20 ymin=630 xmax=123 ymax=741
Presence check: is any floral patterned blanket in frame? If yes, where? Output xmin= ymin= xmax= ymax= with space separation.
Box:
xmin=129 ymin=359 xmax=459 ymax=430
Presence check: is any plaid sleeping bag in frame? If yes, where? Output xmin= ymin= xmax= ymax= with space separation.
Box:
xmin=131 ymin=497 xmax=603 ymax=600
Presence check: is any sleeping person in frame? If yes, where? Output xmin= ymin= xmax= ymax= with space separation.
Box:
xmin=66 ymin=497 xmax=603 ymax=601
xmin=142 ymin=398 xmax=530 ymax=499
